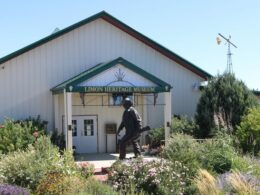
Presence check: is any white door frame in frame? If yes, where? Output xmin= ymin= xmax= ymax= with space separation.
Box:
xmin=63 ymin=115 xmax=99 ymax=153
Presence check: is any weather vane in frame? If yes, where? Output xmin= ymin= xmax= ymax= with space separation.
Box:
xmin=216 ymin=33 xmax=238 ymax=73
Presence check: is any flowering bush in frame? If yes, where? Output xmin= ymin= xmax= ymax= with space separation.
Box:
xmin=0 ymin=183 xmax=30 ymax=195
xmin=108 ymin=158 xmax=191 ymax=195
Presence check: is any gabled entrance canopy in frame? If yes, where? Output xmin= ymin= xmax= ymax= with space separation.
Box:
xmin=51 ymin=57 xmax=172 ymax=94
xmin=51 ymin=57 xmax=172 ymax=151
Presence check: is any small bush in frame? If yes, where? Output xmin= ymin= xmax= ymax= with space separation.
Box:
xmin=50 ymin=129 xmax=66 ymax=150
xmin=0 ymin=136 xmax=84 ymax=191
xmin=236 ymin=107 xmax=260 ymax=155
xmin=171 ymin=116 xmax=197 ymax=135
xmin=162 ymin=133 xmax=201 ymax=175
xmin=76 ymin=162 xmax=94 ymax=179
xmin=147 ymin=127 xmax=164 ymax=148
xmin=35 ymin=171 xmax=86 ymax=195
xmin=200 ymin=135 xmax=236 ymax=174
xmin=0 ymin=183 xmax=30 ymax=195
xmin=0 ymin=118 xmax=46 ymax=154
xmin=163 ymin=133 xmax=240 ymax=174
xmin=15 ymin=115 xmax=48 ymax=132
xmin=109 ymin=158 xmax=191 ymax=195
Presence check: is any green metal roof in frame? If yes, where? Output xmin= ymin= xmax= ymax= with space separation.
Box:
xmin=51 ymin=57 xmax=172 ymax=94
xmin=0 ymin=11 xmax=212 ymax=80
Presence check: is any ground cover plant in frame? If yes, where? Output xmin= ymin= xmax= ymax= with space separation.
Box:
xmin=77 ymin=179 xmax=118 ymax=195
xmin=195 ymin=169 xmax=260 ymax=194
xmin=0 ymin=183 xmax=30 ymax=195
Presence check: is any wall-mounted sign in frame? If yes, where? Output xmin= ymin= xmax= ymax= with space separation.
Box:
xmin=84 ymin=86 xmax=157 ymax=93
xmin=65 ymin=85 xmax=170 ymax=93
xmin=106 ymin=124 xmax=117 ymax=134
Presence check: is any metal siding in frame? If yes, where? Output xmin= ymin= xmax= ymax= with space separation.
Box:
xmin=0 ymin=18 xmax=203 ymax=128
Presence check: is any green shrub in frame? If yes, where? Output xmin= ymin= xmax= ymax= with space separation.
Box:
xmin=76 ymin=162 xmax=94 ymax=179
xmin=147 ymin=127 xmax=164 ymax=148
xmin=236 ymin=107 xmax=260 ymax=155
xmin=0 ymin=118 xmax=45 ymax=154
xmin=50 ymin=129 xmax=66 ymax=150
xmin=0 ymin=136 xmax=85 ymax=191
xmin=35 ymin=172 xmax=86 ymax=195
xmin=77 ymin=179 xmax=118 ymax=195
xmin=0 ymin=119 xmax=35 ymax=154
xmin=163 ymin=133 xmax=241 ymax=174
xmin=195 ymin=73 xmax=258 ymax=138
xmin=15 ymin=115 xmax=48 ymax=132
xmin=109 ymin=158 xmax=192 ymax=195
xmin=171 ymin=116 xmax=197 ymax=135
xmin=199 ymin=135 xmax=237 ymax=174
xmin=162 ymin=133 xmax=201 ymax=175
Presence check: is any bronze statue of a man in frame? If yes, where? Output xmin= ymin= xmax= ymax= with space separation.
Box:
xmin=117 ymin=98 xmax=142 ymax=160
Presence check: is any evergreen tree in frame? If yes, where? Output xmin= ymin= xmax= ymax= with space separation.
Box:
xmin=195 ymin=73 xmax=258 ymax=138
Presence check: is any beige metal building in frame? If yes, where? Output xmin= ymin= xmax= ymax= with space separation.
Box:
xmin=0 ymin=11 xmax=211 ymax=153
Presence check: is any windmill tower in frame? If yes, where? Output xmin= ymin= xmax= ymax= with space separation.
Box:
xmin=217 ymin=33 xmax=237 ymax=73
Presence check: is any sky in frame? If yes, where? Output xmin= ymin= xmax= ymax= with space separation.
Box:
xmin=1 ymin=0 xmax=259 ymax=90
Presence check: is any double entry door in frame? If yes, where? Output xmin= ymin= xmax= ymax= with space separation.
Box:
xmin=71 ymin=115 xmax=97 ymax=153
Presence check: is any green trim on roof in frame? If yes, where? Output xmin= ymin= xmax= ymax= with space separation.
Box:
xmin=0 ymin=11 xmax=212 ymax=79
xmin=51 ymin=57 xmax=172 ymax=93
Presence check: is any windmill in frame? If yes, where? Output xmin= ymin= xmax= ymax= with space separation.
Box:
xmin=216 ymin=33 xmax=238 ymax=73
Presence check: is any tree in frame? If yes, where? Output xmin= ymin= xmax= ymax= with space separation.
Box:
xmin=195 ymin=73 xmax=258 ymax=138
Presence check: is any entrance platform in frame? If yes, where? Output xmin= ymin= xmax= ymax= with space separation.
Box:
xmin=75 ymin=153 xmax=157 ymax=169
